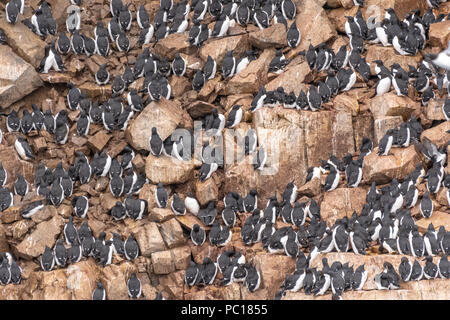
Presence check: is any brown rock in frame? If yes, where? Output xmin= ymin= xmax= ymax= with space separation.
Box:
xmin=151 ymin=250 xmax=175 ymax=274
xmin=365 ymin=45 xmax=422 ymax=76
xmin=126 ymin=98 xmax=192 ymax=151
xmin=265 ymin=61 xmax=312 ymax=95
xmin=159 ymin=218 xmax=186 ymax=249
xmin=195 ymin=177 xmax=219 ymax=206
xmin=224 ymin=108 xmax=354 ymax=200
xmin=0 ymin=19 xmax=46 ymax=68
xmin=363 ymin=0 xmax=428 ymax=29
xmin=416 ymin=211 xmax=450 ymax=233
xmin=253 ymin=253 xmax=296 ymax=298
xmin=297 ymin=177 xmax=322 ymax=197
xmin=149 ymin=208 xmax=174 ymax=223
xmin=224 ymin=49 xmax=275 ymax=95
xmin=353 ymin=113 xmax=375 ymax=152
xmin=65 ymin=260 xmax=99 ymax=300
xmin=145 ymin=155 xmax=196 ymax=185
xmin=248 ymin=24 xmax=287 ymax=49
xmin=293 ymin=0 xmax=337 ymax=51
xmin=424 ymin=99 xmax=446 ymax=121
xmin=101 ymin=261 xmax=137 ymax=300
xmin=77 ymin=82 xmax=112 ymax=100
xmin=39 ymin=269 xmax=71 ymax=300
xmin=0 ymin=46 xmax=43 ymax=108
xmin=363 ymin=145 xmax=421 ymax=184
xmin=334 ymin=93 xmax=359 ymax=116
xmin=99 ymin=192 xmax=117 ymax=211
xmin=0 ymin=146 xmax=35 ymax=185
xmin=87 ymin=130 xmax=111 ymax=153
xmin=16 ymin=215 xmax=65 ymax=259
xmin=186 ymin=100 xmax=216 ymax=119
xmin=320 ymin=188 xmax=367 ymax=226
xmin=169 ymin=76 xmax=191 ymax=98
xmin=200 ymin=34 xmax=250 ymax=63
xmin=153 ymin=33 xmax=195 ymax=60
xmin=421 ymin=121 xmax=450 ymax=148
xmin=134 ymin=222 xmax=166 ymax=257
xmin=429 ymin=20 xmax=450 ymax=49
xmin=176 ymin=214 xmax=205 ymax=230
xmin=30 ymin=136 xmax=47 ymax=153
xmin=369 ymin=92 xmax=419 ymax=121
xmin=374 ymin=116 xmax=404 ymax=145
xmin=0 ymin=207 xmax=21 ymax=224
xmin=31 ymin=204 xmax=56 ymax=223
xmin=158 ymin=270 xmax=185 ymax=299
xmin=170 ymin=246 xmax=191 ymax=270
xmin=11 ymin=219 xmax=35 ymax=240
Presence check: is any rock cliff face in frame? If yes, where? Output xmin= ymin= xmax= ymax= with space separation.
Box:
xmin=0 ymin=0 xmax=449 ymax=301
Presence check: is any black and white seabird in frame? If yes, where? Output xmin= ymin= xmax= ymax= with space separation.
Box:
xmin=41 ymin=246 xmax=55 ymax=271
xmin=15 ymin=137 xmax=34 ymax=161
xmin=54 ymin=239 xmax=68 ymax=268
xmin=13 ymin=174 xmax=28 ymax=197
xmin=185 ymin=192 xmax=200 ymax=215
xmin=286 ymin=21 xmax=300 ymax=48
xmin=127 ymin=273 xmax=142 ymax=298
xmin=191 ymin=224 xmax=206 ymax=246
xmin=149 ymin=127 xmax=163 ymax=156
xmin=124 ymin=234 xmax=139 ymax=260
xmin=155 ymin=182 xmax=168 ymax=208
xmin=72 ymin=196 xmax=89 ymax=219
xmin=110 ymin=201 xmax=126 ymax=221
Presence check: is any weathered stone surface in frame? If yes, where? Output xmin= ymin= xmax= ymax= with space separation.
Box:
xmin=0 ymin=19 xmax=46 ymax=68
xmin=16 ymin=215 xmax=65 ymax=259
xmin=225 ymin=108 xmax=355 ymax=200
xmin=126 ymin=99 xmax=192 ymax=151
xmin=170 ymin=76 xmax=191 ymax=98
xmin=145 ymin=155 xmax=196 ymax=185
xmin=159 ymin=218 xmax=186 ymax=248
xmin=429 ymin=20 xmax=450 ymax=49
xmin=134 ymin=222 xmax=166 ymax=257
xmin=224 ymin=49 xmax=275 ymax=95
xmin=154 ymin=33 xmax=195 ymax=60
xmin=320 ymin=188 xmax=367 ymax=226
xmin=195 ymin=177 xmax=219 ymax=206
xmin=0 ymin=46 xmax=43 ymax=108
xmin=368 ymin=92 xmax=419 ymax=121
xmin=87 ymin=130 xmax=111 ymax=153
xmin=77 ymin=82 xmax=111 ymax=100
xmin=265 ymin=61 xmax=312 ymax=95
xmin=65 ymin=260 xmax=99 ymax=300
xmin=101 ymin=261 xmax=137 ymax=300
xmin=151 ymin=250 xmax=175 ymax=274
xmin=39 ymin=269 xmax=71 ymax=300
xmin=366 ymin=43 xmax=423 ymax=75
xmin=253 ymin=253 xmax=296 ymax=298
xmin=297 ymin=177 xmax=322 ymax=197
xmin=416 ymin=211 xmax=450 ymax=233
xmin=421 ymin=121 xmax=450 ymax=149
xmin=200 ymin=34 xmax=250 ymax=63
xmin=248 ymin=24 xmax=287 ymax=49
xmin=334 ymin=93 xmax=359 ymax=116
xmin=424 ymin=99 xmax=446 ymax=121
xmin=186 ymin=100 xmax=216 ymax=119
xmin=363 ymin=0 xmax=428 ymax=25
xmin=149 ymin=208 xmax=174 ymax=223
xmin=363 ymin=145 xmax=421 ymax=184
xmin=374 ymin=116 xmax=403 ymax=145
xmin=170 ymin=246 xmax=191 ymax=270
xmin=293 ymin=0 xmax=337 ymax=51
